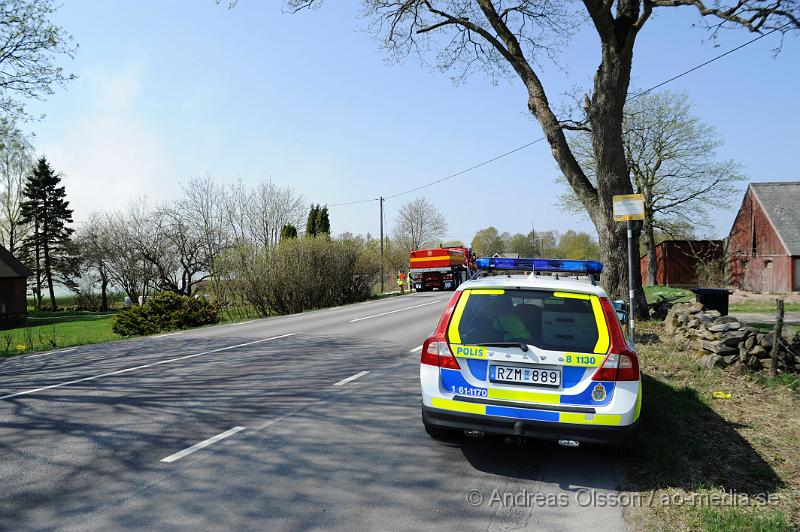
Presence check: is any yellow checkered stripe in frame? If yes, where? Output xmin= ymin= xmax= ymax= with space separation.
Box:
xmin=430 ymin=397 xmax=622 ymax=426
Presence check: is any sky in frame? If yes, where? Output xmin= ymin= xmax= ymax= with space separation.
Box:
xmin=24 ymin=1 xmax=800 ymax=244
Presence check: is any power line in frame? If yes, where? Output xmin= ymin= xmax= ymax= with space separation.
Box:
xmin=329 ymin=25 xmax=784 ymax=208
xmin=384 ymin=138 xmax=544 ymax=200
xmin=627 ymin=24 xmax=786 ymax=101
xmin=328 ymin=196 xmax=380 ymax=207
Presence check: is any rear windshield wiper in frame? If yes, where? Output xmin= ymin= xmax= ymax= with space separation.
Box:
xmin=473 ymin=342 xmax=529 ymax=352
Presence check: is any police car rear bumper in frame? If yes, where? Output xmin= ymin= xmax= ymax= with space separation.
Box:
xmin=422 ymin=405 xmax=638 ymax=446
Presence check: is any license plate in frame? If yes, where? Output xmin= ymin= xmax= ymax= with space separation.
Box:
xmin=490 ymin=365 xmax=561 ymax=387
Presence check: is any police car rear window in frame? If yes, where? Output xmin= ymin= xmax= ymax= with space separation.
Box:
xmin=454 ymin=289 xmax=600 ymax=353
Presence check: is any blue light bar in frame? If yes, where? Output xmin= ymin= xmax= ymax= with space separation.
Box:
xmin=475 ymin=257 xmax=603 ymax=275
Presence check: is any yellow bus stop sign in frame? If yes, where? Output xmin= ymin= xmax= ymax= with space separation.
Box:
xmin=613 ymin=194 xmax=645 ymax=221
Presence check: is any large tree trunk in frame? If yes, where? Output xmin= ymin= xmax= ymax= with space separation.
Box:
xmin=583 ymin=4 xmax=649 ymax=319
xmin=100 ymin=275 xmax=109 ymax=312
xmin=34 ymin=220 xmax=42 ymax=310
xmin=644 ymin=214 xmax=658 ymax=286
xmin=43 ymin=239 xmax=56 ymax=311
xmin=474 ymin=0 xmax=649 ymax=318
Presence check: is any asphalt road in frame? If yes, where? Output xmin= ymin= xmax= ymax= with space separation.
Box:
xmin=0 ymin=292 xmax=626 ymax=531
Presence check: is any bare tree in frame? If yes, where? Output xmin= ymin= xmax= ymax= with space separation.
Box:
xmin=0 ymin=117 xmax=33 ymax=253
xmin=247 ymin=180 xmax=306 ymax=247
xmin=74 ymin=213 xmax=113 ymax=310
xmin=180 ymin=175 xmax=230 ymax=298
xmin=127 ymin=199 xmax=211 ymax=297
xmin=559 ymin=91 xmax=745 ymax=285
xmin=392 ymin=197 xmax=448 ymax=254
xmin=287 ymin=0 xmax=799 ymax=315
xmin=100 ymin=209 xmax=154 ymax=303
xmin=0 ymin=0 xmax=77 ymax=118
xmin=223 ymin=180 xmax=254 ymax=246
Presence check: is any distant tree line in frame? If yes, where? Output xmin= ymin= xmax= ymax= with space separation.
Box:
xmin=469 ymin=227 xmax=600 ymax=261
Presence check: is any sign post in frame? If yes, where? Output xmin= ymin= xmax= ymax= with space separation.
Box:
xmin=612 ymin=194 xmax=645 ymax=344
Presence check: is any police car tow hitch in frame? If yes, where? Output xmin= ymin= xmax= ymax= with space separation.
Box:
xmin=464 ymin=430 xmax=484 ymax=438
xmin=558 ymin=439 xmax=580 ymax=448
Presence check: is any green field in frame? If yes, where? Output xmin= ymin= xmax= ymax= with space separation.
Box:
xmin=729 ymin=301 xmax=800 ymax=313
xmin=0 ymin=311 xmax=120 ymax=356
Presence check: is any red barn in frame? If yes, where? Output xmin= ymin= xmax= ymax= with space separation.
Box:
xmin=640 ymin=240 xmax=724 ymax=287
xmin=727 ymin=182 xmax=800 ymax=293
xmin=0 ymin=246 xmax=31 ymax=328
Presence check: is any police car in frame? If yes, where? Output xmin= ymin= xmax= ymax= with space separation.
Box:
xmin=420 ymin=257 xmax=641 ymax=449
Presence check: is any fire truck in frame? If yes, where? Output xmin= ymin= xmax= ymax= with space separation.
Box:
xmin=409 ymin=246 xmax=476 ymax=292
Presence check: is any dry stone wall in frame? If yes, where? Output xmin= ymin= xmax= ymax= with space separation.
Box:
xmin=663 ymin=302 xmax=800 ymax=373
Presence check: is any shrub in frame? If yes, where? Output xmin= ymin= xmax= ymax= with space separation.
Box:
xmin=219 ymin=235 xmax=381 ymax=316
xmin=695 ymin=257 xmax=726 ymax=288
xmin=112 ymin=291 xmax=220 ymax=336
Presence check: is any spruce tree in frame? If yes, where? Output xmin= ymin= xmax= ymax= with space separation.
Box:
xmin=306 ymin=204 xmax=319 ymax=236
xmin=280 ymin=223 xmax=298 ymax=240
xmin=315 ymin=205 xmax=330 ymax=236
xmin=20 ymin=157 xmax=74 ymax=311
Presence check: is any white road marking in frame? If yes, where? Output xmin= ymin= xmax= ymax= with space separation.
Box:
xmin=409 ymin=345 xmax=423 ymax=353
xmin=333 ymin=370 xmax=370 ymax=386
xmin=160 ymin=426 xmax=246 ymax=463
xmin=348 ymin=300 xmax=443 ymax=322
xmin=228 ymin=320 xmax=256 ymax=326
xmin=0 ymin=333 xmax=297 ymax=401
xmin=254 ymin=400 xmax=324 ymax=430
xmin=26 ymin=348 xmax=78 ymax=359
xmin=153 ymin=332 xmax=180 ymax=338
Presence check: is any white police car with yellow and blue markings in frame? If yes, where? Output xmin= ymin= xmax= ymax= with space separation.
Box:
xmin=420 ymin=258 xmax=641 ymax=449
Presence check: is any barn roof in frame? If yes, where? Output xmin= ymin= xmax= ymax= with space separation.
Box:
xmin=0 ymin=246 xmax=31 ymax=278
xmin=751 ymin=182 xmax=800 ymax=256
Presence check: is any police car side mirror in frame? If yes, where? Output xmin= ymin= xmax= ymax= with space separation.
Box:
xmin=612 ymin=300 xmax=628 ymax=325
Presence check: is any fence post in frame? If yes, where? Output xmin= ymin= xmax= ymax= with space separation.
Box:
xmin=770 ymin=298 xmax=784 ymax=377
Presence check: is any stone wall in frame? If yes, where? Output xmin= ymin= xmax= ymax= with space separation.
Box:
xmin=663 ymin=302 xmax=800 ymax=373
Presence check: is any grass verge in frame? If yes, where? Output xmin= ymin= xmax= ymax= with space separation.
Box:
xmin=623 ymin=320 xmax=798 ymax=530
xmin=0 ymin=311 xmax=119 ymax=356
xmin=730 ymin=302 xmax=800 ymax=313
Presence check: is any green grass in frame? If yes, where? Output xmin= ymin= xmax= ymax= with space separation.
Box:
xmin=753 ymin=372 xmax=800 ymax=393
xmin=0 ymin=311 xmax=120 ymax=356
xmin=626 ymin=320 xmax=799 ymax=529
xmin=695 ymin=506 xmax=792 ymax=532
xmin=729 ymin=302 xmax=800 ymax=313
xmin=643 ymin=286 xmax=693 ymax=304
xmin=743 ymin=322 xmax=800 ymax=337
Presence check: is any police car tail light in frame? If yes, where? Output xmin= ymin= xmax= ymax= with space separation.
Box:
xmin=420 ymin=291 xmax=463 ymax=370
xmin=592 ymin=298 xmax=640 ymax=381
xmin=421 ymin=335 xmax=460 ymax=369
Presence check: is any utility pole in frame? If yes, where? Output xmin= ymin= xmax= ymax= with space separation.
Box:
xmin=379 ymin=196 xmax=385 ymax=293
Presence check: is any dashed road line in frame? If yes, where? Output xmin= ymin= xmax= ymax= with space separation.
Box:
xmin=26 ymin=348 xmax=78 ymax=359
xmin=227 ymin=320 xmax=256 ymax=327
xmin=333 ymin=371 xmax=370 ymax=386
xmin=161 ymin=427 xmax=246 ymax=463
xmin=409 ymin=345 xmax=423 ymax=353
xmin=0 ymin=333 xmax=297 ymax=401
xmin=349 ymin=300 xmax=443 ymax=323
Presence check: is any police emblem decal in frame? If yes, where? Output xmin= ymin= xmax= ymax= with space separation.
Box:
xmin=591 ymin=383 xmax=606 ymax=402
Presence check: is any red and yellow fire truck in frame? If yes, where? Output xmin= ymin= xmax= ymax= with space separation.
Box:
xmin=409 ymin=246 xmax=476 ymax=291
